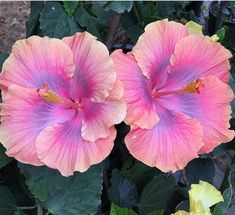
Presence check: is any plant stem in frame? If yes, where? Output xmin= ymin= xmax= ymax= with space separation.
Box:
xmin=105 ymin=12 xmax=122 ymax=52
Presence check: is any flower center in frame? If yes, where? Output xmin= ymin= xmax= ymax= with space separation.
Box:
xmin=152 ymin=79 xmax=205 ymax=98
xmin=37 ymin=83 xmax=81 ymax=109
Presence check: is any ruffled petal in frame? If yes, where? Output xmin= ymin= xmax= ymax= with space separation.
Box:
xmin=158 ymin=76 xmax=234 ymax=153
xmin=132 ymin=19 xmax=188 ymax=89
xmin=165 ymin=35 xmax=232 ymax=91
xmin=0 ymin=85 xmax=76 ymax=165
xmin=189 ymin=181 xmax=223 ymax=212
xmin=36 ymin=116 xmax=116 ymax=176
xmin=81 ymin=96 xmax=126 ymax=142
xmin=62 ymin=32 xmax=116 ymax=102
xmin=112 ymin=50 xmax=159 ymax=129
xmin=125 ymin=109 xmax=204 ymax=172
xmin=0 ymin=36 xmax=74 ymax=97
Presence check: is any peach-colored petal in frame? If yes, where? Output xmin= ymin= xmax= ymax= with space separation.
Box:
xmin=164 ymin=35 xmax=232 ymax=91
xmin=132 ymin=19 xmax=188 ymax=90
xmin=112 ymin=50 xmax=159 ymax=129
xmin=0 ymin=36 xmax=74 ymax=97
xmin=0 ymin=85 xmax=76 ymax=166
xmin=81 ymin=97 xmax=126 ymax=142
xmin=126 ymin=109 xmax=204 ymax=172
xmin=157 ymin=76 xmax=234 ymax=153
xmin=36 ymin=116 xmax=116 ymax=176
xmin=62 ymin=32 xmax=116 ymax=102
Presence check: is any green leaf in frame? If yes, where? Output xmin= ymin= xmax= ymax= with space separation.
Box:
xmin=63 ymin=1 xmax=79 ymax=16
xmin=0 ymin=144 xmax=13 ymax=169
xmin=126 ymin=25 xmax=143 ymax=43
xmin=109 ymin=169 xmax=137 ymax=208
xmin=0 ymin=53 xmax=9 ymax=71
xmin=229 ymin=76 xmax=235 ymax=118
xmin=121 ymin=158 xmax=159 ymax=192
xmin=0 ymin=185 xmax=17 ymax=215
xmin=147 ymin=210 xmax=164 ymax=215
xmin=40 ymin=2 xmax=81 ymax=38
xmin=110 ymin=203 xmax=136 ymax=215
xmin=18 ymin=163 xmax=64 ymax=201
xmin=75 ymin=5 xmax=101 ymax=38
xmin=26 ymin=1 xmax=45 ymax=37
xmin=43 ymin=164 xmax=103 ymax=215
xmin=213 ymin=156 xmax=235 ymax=215
xmin=185 ymin=158 xmax=215 ymax=184
xmin=139 ymin=173 xmax=177 ymax=215
xmin=216 ymin=27 xmax=226 ymax=42
xmin=104 ymin=1 xmax=133 ymax=13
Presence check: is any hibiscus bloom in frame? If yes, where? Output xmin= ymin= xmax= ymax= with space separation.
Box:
xmin=112 ymin=19 xmax=234 ymax=172
xmin=0 ymin=32 xmax=126 ymax=176
xmin=172 ymin=180 xmax=223 ymax=215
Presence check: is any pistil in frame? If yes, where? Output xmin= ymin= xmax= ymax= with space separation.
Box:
xmin=152 ymin=79 xmax=205 ymax=98
xmin=37 ymin=84 xmax=81 ymax=109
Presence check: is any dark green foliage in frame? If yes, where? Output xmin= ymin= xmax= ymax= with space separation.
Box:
xmin=0 ymin=1 xmax=234 ymax=215
xmin=185 ymin=158 xmax=215 ymax=184
xmin=40 ymin=2 xmax=81 ymax=38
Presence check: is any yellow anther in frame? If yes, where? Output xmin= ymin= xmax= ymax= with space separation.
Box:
xmin=40 ymin=90 xmax=64 ymax=103
xmin=182 ymin=79 xmax=204 ymax=94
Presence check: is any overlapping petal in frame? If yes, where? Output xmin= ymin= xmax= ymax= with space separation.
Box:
xmin=157 ymin=76 xmax=234 ymax=153
xmin=0 ymin=36 xmax=74 ymax=97
xmin=36 ymin=116 xmax=116 ymax=176
xmin=112 ymin=50 xmax=159 ymax=129
xmin=62 ymin=32 xmax=116 ymax=102
xmin=133 ymin=19 xmax=188 ymax=89
xmin=164 ymin=35 xmax=232 ymax=91
xmin=189 ymin=181 xmax=223 ymax=213
xmin=0 ymin=85 xmax=75 ymax=165
xmin=125 ymin=109 xmax=204 ymax=172
xmin=81 ymin=84 xmax=126 ymax=142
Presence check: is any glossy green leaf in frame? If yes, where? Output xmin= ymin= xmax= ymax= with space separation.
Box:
xmin=104 ymin=1 xmax=133 ymax=13
xmin=26 ymin=1 xmax=45 ymax=37
xmin=0 ymin=53 xmax=8 ymax=71
xmin=18 ymin=163 xmax=64 ymax=201
xmin=0 ymin=185 xmax=17 ymax=215
xmin=75 ymin=5 xmax=101 ymax=38
xmin=139 ymin=173 xmax=177 ymax=215
xmin=0 ymin=144 xmax=13 ymax=169
xmin=216 ymin=27 xmax=225 ymax=42
xmin=147 ymin=210 xmax=164 ymax=215
xmin=40 ymin=2 xmax=81 ymax=38
xmin=121 ymin=158 xmax=159 ymax=192
xmin=43 ymin=164 xmax=103 ymax=215
xmin=110 ymin=203 xmax=136 ymax=215
xmin=229 ymin=76 xmax=235 ymax=118
xmin=185 ymin=158 xmax=215 ymax=184
xmin=213 ymin=156 xmax=235 ymax=215
xmin=109 ymin=169 xmax=137 ymax=208
xmin=63 ymin=1 xmax=79 ymax=16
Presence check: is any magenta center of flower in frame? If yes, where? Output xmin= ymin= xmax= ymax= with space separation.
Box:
xmin=152 ymin=79 xmax=205 ymax=98
xmin=37 ymin=83 xmax=82 ymax=109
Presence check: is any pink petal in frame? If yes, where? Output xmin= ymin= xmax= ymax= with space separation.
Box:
xmin=112 ymin=50 xmax=159 ymax=129
xmin=62 ymin=32 xmax=116 ymax=102
xmin=158 ymin=76 xmax=234 ymax=153
xmin=0 ymin=85 xmax=75 ymax=165
xmin=165 ymin=35 xmax=232 ymax=90
xmin=36 ymin=117 xmax=116 ymax=176
xmin=0 ymin=36 xmax=74 ymax=97
xmin=126 ymin=109 xmax=204 ymax=172
xmin=81 ymin=79 xmax=126 ymax=142
xmin=132 ymin=19 xmax=188 ymax=90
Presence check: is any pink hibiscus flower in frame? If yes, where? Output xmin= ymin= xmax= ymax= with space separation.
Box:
xmin=0 ymin=32 xmax=126 ymax=176
xmin=112 ymin=19 xmax=234 ymax=172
